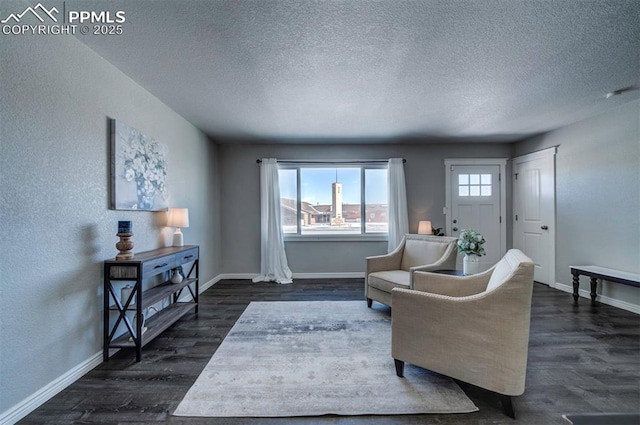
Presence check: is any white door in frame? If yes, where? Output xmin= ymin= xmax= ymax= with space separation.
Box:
xmin=448 ymin=164 xmax=503 ymax=272
xmin=513 ymin=148 xmax=556 ymax=285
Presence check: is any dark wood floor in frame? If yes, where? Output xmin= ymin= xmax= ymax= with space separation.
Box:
xmin=19 ymin=279 xmax=640 ymax=425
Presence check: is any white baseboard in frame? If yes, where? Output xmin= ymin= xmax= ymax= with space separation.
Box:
xmin=199 ymin=276 xmax=219 ymax=292
xmin=174 ymin=276 xmax=218 ymax=302
xmin=0 ymin=351 xmax=103 ymax=425
xmin=292 ymin=272 xmax=365 ymax=279
xmin=2 ymin=276 xmax=225 ymax=424
xmin=553 ymin=282 xmax=640 ymax=314
xmin=215 ymin=273 xmax=257 ymax=281
xmin=214 ymin=272 xmax=365 ymax=281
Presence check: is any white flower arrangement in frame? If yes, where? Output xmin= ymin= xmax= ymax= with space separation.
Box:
xmin=120 ymin=128 xmax=168 ymax=209
xmin=456 ymin=229 xmax=486 ymax=256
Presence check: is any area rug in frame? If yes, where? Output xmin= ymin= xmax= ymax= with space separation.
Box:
xmin=173 ymin=301 xmax=478 ymax=417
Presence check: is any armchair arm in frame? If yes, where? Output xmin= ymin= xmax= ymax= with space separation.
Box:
xmin=366 ymin=239 xmax=405 ymax=275
xmin=411 ymin=267 xmax=494 ymax=296
xmin=411 ymin=263 xmax=446 ymax=273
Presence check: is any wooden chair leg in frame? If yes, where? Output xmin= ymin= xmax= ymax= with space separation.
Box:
xmin=366 ymin=298 xmax=372 ymax=308
xmin=500 ymin=395 xmax=516 ymax=419
xmin=394 ymin=359 xmax=405 ymax=377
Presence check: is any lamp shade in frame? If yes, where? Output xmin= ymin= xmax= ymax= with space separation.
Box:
xmin=417 ymin=220 xmax=432 ymax=235
xmin=167 ymin=208 xmax=189 ymax=228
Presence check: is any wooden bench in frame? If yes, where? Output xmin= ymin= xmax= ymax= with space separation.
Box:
xmin=563 ymin=413 xmax=640 ymax=424
xmin=570 ymin=265 xmax=640 ymax=305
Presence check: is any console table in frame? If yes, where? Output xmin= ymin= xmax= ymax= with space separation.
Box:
xmin=103 ymin=245 xmax=199 ymax=361
xmin=570 ymin=265 xmax=640 ymax=306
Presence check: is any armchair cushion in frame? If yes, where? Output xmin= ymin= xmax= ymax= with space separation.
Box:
xmin=368 ymin=270 xmax=410 ymax=293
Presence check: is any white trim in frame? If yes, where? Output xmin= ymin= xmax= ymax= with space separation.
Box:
xmin=513 ymin=146 xmax=557 ymax=164
xmin=215 ymin=273 xmax=259 ymax=281
xmin=0 ymin=273 xmax=268 ymax=425
xmin=444 ymin=158 xmax=508 ymax=256
xmin=215 ymin=272 xmax=365 ymax=280
xmin=284 ymin=235 xmax=387 ymax=243
xmin=199 ymin=276 xmax=219 ymax=292
xmin=0 ymin=352 xmax=103 ymax=425
xmin=444 ymin=158 xmax=508 ymax=166
xmin=513 ymin=147 xmax=557 ymax=286
xmin=554 ymin=282 xmax=640 ymax=314
xmin=292 ymin=272 xmax=365 ymax=279
xmin=175 ymin=277 xmax=219 ymax=302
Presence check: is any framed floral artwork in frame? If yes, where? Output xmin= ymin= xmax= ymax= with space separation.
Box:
xmin=110 ymin=119 xmax=169 ymax=211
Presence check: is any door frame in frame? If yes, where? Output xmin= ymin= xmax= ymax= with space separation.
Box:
xmin=444 ymin=158 xmax=508 ymax=260
xmin=512 ymin=146 xmax=557 ymax=287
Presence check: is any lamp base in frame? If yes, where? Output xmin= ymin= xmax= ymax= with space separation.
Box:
xmin=172 ymin=229 xmax=184 ymax=247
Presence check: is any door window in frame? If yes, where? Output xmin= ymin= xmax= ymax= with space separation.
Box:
xmin=458 ymin=174 xmax=492 ymax=197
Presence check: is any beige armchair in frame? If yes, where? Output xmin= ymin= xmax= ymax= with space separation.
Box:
xmin=365 ymin=234 xmax=458 ymax=308
xmin=391 ymin=249 xmax=535 ymax=418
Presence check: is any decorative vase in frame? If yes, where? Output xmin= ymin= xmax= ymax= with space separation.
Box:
xmin=121 ymin=284 xmax=134 ymax=306
xmin=463 ymin=254 xmax=481 ymax=275
xmin=170 ymin=269 xmax=183 ymax=284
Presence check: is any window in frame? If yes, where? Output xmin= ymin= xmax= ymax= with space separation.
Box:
xmin=364 ymin=168 xmax=388 ymax=233
xmin=458 ymin=173 xmax=492 ymax=197
xmin=279 ymin=169 xmax=298 ymax=234
xmin=278 ymin=163 xmax=388 ymax=236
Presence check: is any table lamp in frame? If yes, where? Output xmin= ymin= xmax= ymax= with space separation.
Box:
xmin=167 ymin=208 xmax=189 ymax=246
xmin=417 ymin=220 xmax=432 ymax=235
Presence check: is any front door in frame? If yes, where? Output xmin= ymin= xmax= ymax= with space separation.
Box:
xmin=447 ymin=162 xmax=505 ymax=272
xmin=513 ymin=148 xmax=556 ymax=285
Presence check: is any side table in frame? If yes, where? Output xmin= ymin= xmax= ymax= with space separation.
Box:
xmin=431 ymin=269 xmax=465 ymax=276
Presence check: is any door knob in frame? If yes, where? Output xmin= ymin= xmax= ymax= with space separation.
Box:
xmin=453 ymin=227 xmax=458 ymax=232
xmin=541 ymin=225 xmax=548 ymax=230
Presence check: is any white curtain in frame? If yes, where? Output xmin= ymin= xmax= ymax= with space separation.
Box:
xmin=252 ymin=158 xmax=293 ymax=284
xmin=387 ymin=158 xmax=409 ymax=252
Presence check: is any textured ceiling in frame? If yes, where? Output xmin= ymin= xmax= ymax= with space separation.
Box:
xmin=73 ymin=0 xmax=639 ymax=143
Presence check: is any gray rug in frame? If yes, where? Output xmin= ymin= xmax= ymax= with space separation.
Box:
xmin=173 ymin=301 xmax=478 ymax=417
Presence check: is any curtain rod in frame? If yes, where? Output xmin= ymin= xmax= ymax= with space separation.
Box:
xmin=256 ymin=159 xmax=406 ymax=164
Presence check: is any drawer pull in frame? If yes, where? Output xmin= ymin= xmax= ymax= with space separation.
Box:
xmin=154 ymin=263 xmax=169 ymax=269
xmin=184 ymin=255 xmax=194 ymax=260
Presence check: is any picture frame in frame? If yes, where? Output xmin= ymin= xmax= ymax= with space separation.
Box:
xmin=110 ymin=119 xmax=169 ymax=211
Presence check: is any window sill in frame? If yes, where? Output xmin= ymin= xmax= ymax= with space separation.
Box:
xmin=284 ymin=235 xmax=388 ymax=243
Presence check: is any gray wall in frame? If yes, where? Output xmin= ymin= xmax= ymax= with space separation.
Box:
xmin=219 ymin=143 xmax=513 ymax=274
xmin=0 ymin=34 xmax=221 ymax=413
xmin=514 ymin=100 xmax=640 ymax=306
xmin=3 ymin=19 xmax=635 ymax=422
